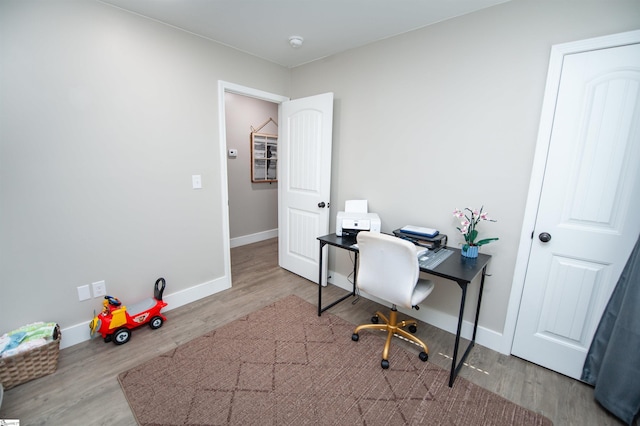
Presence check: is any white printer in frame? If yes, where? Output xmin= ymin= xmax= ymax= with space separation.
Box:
xmin=336 ymin=200 xmax=381 ymax=237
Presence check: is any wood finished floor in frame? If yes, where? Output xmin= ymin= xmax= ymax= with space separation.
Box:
xmin=0 ymin=238 xmax=624 ymax=425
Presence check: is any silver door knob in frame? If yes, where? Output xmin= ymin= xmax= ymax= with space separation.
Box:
xmin=539 ymin=232 xmax=552 ymax=243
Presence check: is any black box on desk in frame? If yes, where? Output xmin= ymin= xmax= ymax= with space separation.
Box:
xmin=392 ymin=229 xmax=448 ymax=249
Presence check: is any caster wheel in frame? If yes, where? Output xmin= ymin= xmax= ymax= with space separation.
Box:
xmin=408 ymin=324 xmax=417 ymax=333
xmin=381 ymin=359 xmax=390 ymax=369
xmin=351 ymin=333 xmax=359 ymax=342
xmin=371 ymin=316 xmax=379 ymax=324
xmin=419 ymin=352 xmax=429 ymax=362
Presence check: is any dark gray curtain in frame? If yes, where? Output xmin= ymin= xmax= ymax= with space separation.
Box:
xmin=582 ymin=233 xmax=640 ymax=425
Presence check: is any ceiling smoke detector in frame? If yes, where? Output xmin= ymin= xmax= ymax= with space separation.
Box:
xmin=288 ymin=36 xmax=304 ymax=48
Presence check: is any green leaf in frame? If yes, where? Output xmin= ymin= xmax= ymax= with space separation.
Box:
xmin=476 ymin=237 xmax=499 ymax=246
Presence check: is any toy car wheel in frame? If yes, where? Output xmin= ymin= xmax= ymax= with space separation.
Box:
xmin=113 ymin=328 xmax=131 ymax=345
xmin=149 ymin=316 xmax=164 ymax=330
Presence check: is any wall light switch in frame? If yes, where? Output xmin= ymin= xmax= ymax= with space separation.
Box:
xmin=77 ymin=285 xmax=91 ymax=301
xmin=192 ymin=174 xmax=202 ymax=189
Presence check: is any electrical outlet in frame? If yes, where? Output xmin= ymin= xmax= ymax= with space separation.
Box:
xmin=92 ymin=280 xmax=106 ymax=297
xmin=77 ymin=285 xmax=91 ymax=301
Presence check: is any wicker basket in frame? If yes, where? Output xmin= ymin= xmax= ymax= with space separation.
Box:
xmin=0 ymin=324 xmax=61 ymax=390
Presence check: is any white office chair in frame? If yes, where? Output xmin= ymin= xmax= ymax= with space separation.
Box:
xmin=351 ymin=231 xmax=435 ymax=369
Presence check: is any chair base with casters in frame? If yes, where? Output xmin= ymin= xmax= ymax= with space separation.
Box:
xmin=351 ymin=304 xmax=429 ymax=369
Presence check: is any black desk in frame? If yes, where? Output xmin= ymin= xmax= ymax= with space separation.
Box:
xmin=317 ymin=233 xmax=491 ymax=387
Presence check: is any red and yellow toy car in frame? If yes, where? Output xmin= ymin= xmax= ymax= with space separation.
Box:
xmin=89 ymin=277 xmax=167 ymax=345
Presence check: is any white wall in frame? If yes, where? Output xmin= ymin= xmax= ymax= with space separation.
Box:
xmin=225 ymin=93 xmax=278 ymax=244
xmin=0 ymin=0 xmax=290 ymax=346
xmin=290 ymin=0 xmax=640 ymax=348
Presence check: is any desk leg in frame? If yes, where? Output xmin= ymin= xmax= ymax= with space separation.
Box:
xmin=317 ymin=242 xmax=357 ymax=316
xmin=472 ymin=266 xmax=487 ymax=341
xmin=353 ymin=252 xmax=358 ymax=293
xmin=318 ymin=241 xmax=325 ymax=316
xmin=449 ymin=282 xmax=468 ymax=387
xmin=448 ymin=265 xmax=488 ymax=387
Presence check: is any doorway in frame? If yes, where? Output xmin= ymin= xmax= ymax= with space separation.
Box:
xmin=218 ymin=82 xmax=334 ymax=286
xmin=224 ymin=92 xmax=279 ymax=248
xmin=217 ymin=81 xmax=289 ymax=282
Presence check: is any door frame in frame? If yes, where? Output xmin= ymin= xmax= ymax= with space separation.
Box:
xmin=217 ymin=81 xmax=289 ymax=283
xmin=501 ymin=29 xmax=640 ymax=355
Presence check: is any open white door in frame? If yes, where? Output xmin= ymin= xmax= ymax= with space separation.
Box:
xmin=278 ymin=93 xmax=333 ymax=283
xmin=511 ymin=34 xmax=640 ymax=380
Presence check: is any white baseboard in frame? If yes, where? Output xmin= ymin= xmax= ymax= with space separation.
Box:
xmin=230 ymin=229 xmax=278 ymax=248
xmin=60 ymin=266 xmax=507 ymax=355
xmin=327 ymin=270 xmax=506 ymax=355
xmin=59 ymin=276 xmax=231 ymax=349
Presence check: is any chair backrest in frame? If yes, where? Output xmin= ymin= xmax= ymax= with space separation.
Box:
xmin=356 ymin=231 xmax=421 ymax=309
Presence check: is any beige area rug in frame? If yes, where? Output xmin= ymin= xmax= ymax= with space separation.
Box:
xmin=118 ymin=295 xmax=552 ymax=425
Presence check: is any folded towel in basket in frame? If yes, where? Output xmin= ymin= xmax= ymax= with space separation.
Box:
xmin=1 ymin=322 xmax=58 ymax=357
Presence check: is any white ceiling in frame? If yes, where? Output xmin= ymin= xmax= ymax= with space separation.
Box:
xmin=100 ymin=0 xmax=510 ymax=68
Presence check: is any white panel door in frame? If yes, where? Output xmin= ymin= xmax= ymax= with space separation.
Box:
xmin=278 ymin=93 xmax=333 ymax=283
xmin=512 ymin=42 xmax=640 ymax=379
